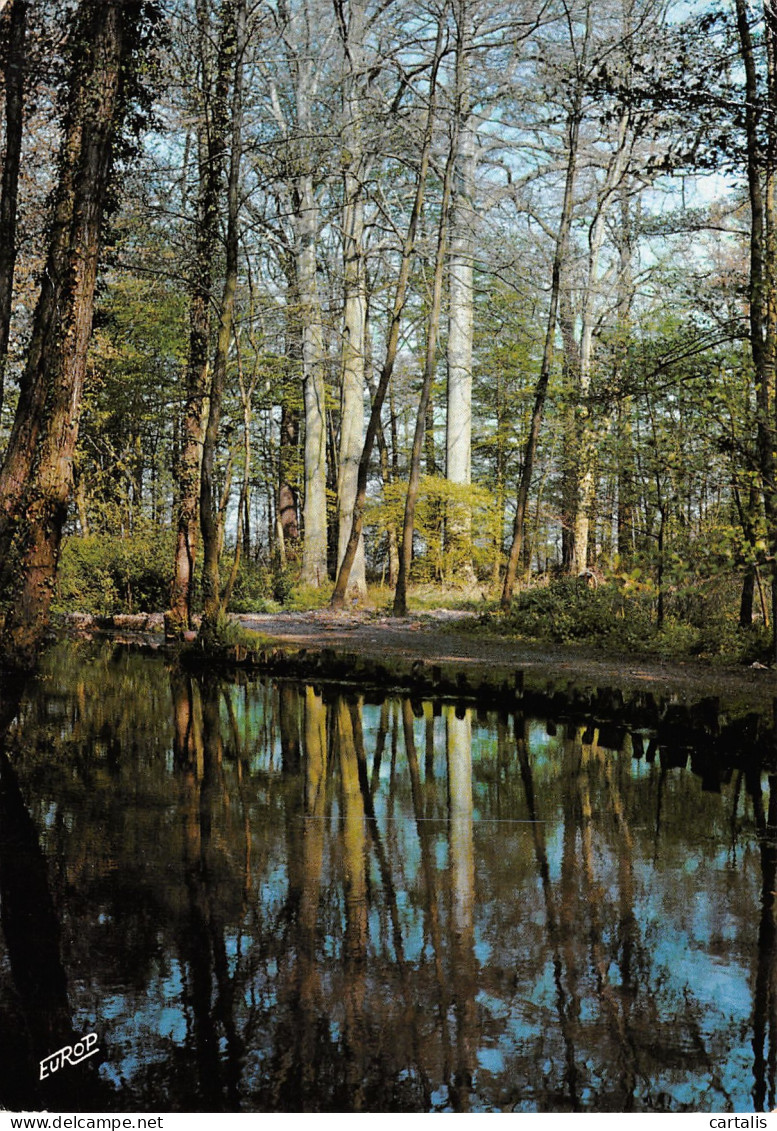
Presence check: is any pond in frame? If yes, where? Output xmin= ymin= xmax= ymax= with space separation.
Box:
xmin=0 ymin=639 xmax=774 ymax=1113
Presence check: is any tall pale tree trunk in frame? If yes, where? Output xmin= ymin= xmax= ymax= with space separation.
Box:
xmin=296 ymin=169 xmax=328 ymax=586
xmin=570 ymin=111 xmax=631 ymax=575
xmin=445 ymin=5 xmax=476 ymax=583
xmin=292 ymin=55 xmax=328 ymax=588
xmin=335 ymin=0 xmax=368 ymax=597
xmin=393 ymin=54 xmax=460 ymax=616
xmin=558 ymin=281 xmax=579 ymax=572
xmin=264 ymin=3 xmax=334 ymax=587
xmin=615 ymin=186 xmax=635 ymax=565
xmin=331 ymin=18 xmax=445 ymax=608
xmin=337 ymin=190 xmax=367 ymax=595
xmin=0 ymin=0 xmax=144 ymax=669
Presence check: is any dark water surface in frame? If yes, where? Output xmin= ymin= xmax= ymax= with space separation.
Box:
xmin=0 ymin=640 xmax=774 ymax=1112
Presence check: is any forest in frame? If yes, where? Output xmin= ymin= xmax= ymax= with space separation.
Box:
xmin=0 ymin=0 xmax=776 ymax=669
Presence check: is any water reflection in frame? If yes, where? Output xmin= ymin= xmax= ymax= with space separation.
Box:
xmin=0 ymin=641 xmax=773 ymax=1111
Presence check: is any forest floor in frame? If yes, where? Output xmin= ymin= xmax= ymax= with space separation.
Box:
xmin=235 ymin=607 xmax=777 ymax=712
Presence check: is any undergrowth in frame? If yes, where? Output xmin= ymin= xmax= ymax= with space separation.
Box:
xmin=489 ymin=577 xmax=770 ymax=665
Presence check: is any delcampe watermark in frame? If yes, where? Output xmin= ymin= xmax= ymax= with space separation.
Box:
xmin=40 ymin=1032 xmax=100 ymax=1080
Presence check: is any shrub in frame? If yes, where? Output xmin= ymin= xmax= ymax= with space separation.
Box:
xmin=501 ymin=578 xmax=654 ymax=650
xmin=227 ymin=560 xmax=278 ymax=612
xmin=285 ymin=579 xmax=333 ymax=609
xmin=497 ymin=574 xmax=771 ymax=664
xmin=272 ymin=563 xmax=296 ymax=605
xmin=55 ymin=529 xmax=173 ymax=614
xmin=197 ymin=610 xmax=267 ymax=650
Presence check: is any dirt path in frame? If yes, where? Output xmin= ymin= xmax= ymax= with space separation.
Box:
xmin=237 ymin=608 xmax=777 ymax=710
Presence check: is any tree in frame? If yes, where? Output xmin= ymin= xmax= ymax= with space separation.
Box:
xmin=444 ymin=0 xmax=477 ymax=581
xmin=259 ymin=0 xmax=335 ymax=588
xmin=334 ymin=0 xmax=369 ymax=598
xmin=199 ymin=0 xmax=246 ymax=640
xmin=0 ymin=0 xmax=159 ymax=670
xmin=331 ymin=14 xmax=446 ymax=608
xmin=393 ymin=2 xmax=460 ymax=616
xmin=167 ymin=0 xmax=237 ymax=636
xmin=733 ymin=0 xmax=777 ymax=660
xmin=0 ymin=0 xmax=27 ymax=420
xmin=501 ymin=78 xmax=582 ymax=607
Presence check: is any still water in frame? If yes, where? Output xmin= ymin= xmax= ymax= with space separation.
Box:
xmin=0 ymin=640 xmax=773 ymax=1112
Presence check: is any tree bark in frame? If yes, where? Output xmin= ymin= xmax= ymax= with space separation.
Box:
xmin=615 ymin=188 xmax=635 ymax=565
xmin=501 ymin=103 xmax=581 ymax=609
xmin=277 ymin=257 xmax=302 ymax=563
xmin=393 ymin=50 xmax=460 ymax=616
xmin=734 ymin=0 xmax=777 ymax=661
xmin=297 ymin=167 xmax=328 ymax=586
xmin=168 ymin=0 xmax=233 ymax=637
xmin=330 ymin=17 xmax=445 ymax=609
xmin=570 ymin=111 xmax=630 ymax=575
xmin=222 ymin=327 xmax=256 ymax=611
xmin=445 ymin=2 xmax=476 ymax=582
xmin=200 ymin=0 xmax=244 ymax=639
xmin=0 ymin=0 xmax=142 ymax=669
xmin=335 ymin=0 xmax=368 ymax=597
xmin=0 ymin=0 xmax=26 ymax=420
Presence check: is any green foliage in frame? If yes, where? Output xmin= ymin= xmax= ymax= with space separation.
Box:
xmin=77 ymin=237 xmax=188 ymax=538
xmin=54 ymin=529 xmax=173 ymax=615
xmin=225 ymin=560 xmax=330 ymax=611
xmin=364 ymin=475 xmax=497 ymax=583
xmin=197 ymin=611 xmax=267 ymax=650
xmin=497 ymin=576 xmax=770 ymax=664
xmin=271 ymin=563 xmax=297 ymax=605
xmin=502 ymin=578 xmax=655 ymax=651
xmin=227 ymin=560 xmax=278 ymax=613
xmin=284 ymin=580 xmax=333 ymax=610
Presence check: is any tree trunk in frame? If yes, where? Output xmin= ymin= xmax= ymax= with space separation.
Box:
xmin=501 ymin=103 xmax=581 ymax=609
xmin=558 ymin=281 xmax=580 ymax=572
xmin=0 ymin=0 xmax=141 ymax=669
xmin=337 ymin=186 xmax=368 ymax=595
xmin=331 ymin=18 xmax=445 ymax=609
xmin=570 ymin=112 xmax=630 ymax=576
xmin=200 ymin=0 xmax=244 ymax=639
xmin=616 ymin=396 xmax=635 ymax=562
xmin=445 ymin=6 xmax=476 ymax=582
xmin=0 ymin=0 xmax=26 ymax=420
xmin=735 ymin=0 xmax=777 ymax=661
xmin=393 ymin=46 xmax=460 ymax=616
xmin=168 ymin=0 xmax=232 ymax=637
xmin=277 ymin=258 xmax=302 ymax=564
xmin=297 ymin=166 xmax=328 ymax=587
xmin=734 ymin=479 xmax=763 ymax=627
xmin=614 ymin=186 xmax=635 ymax=566
xmin=223 ymin=329 xmax=256 ymax=611
xmin=278 ymin=398 xmax=300 ymax=559
xmin=335 ymin=0 xmax=368 ymax=598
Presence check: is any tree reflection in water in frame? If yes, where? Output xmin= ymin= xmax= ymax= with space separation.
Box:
xmin=0 ymin=641 xmax=771 ymax=1111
